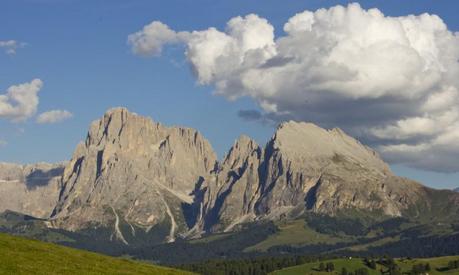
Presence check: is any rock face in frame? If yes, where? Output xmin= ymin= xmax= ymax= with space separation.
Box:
xmin=0 ymin=162 xmax=64 ymax=218
xmin=2 ymin=107 xmax=457 ymax=244
xmin=454 ymin=187 xmax=459 ymax=192
xmin=196 ymin=135 xmax=262 ymax=233
xmin=197 ymin=121 xmax=428 ymax=233
xmin=50 ymin=108 xmax=216 ymax=243
xmin=256 ymin=122 xmax=424 ymax=216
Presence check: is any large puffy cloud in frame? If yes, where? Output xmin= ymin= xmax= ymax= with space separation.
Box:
xmin=130 ymin=3 xmax=459 ymax=172
xmin=0 ymin=79 xmax=43 ymax=122
xmin=0 ymin=40 xmax=25 ymax=55
xmin=36 ymin=109 xmax=73 ymax=124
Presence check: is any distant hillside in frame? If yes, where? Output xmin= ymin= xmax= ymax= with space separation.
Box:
xmin=0 ymin=233 xmax=192 ymax=275
xmin=454 ymin=187 xmax=459 ymax=192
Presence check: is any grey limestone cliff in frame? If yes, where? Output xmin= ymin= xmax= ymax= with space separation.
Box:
xmin=197 ymin=121 xmax=430 ymax=233
xmin=50 ymin=108 xmax=216 ymax=243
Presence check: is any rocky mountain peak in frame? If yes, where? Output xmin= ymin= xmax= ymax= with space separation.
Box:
xmin=86 ymin=107 xmax=161 ymax=150
xmin=52 ymin=108 xmax=217 ymax=238
xmin=198 ymin=135 xmax=263 ymax=233
xmin=221 ymin=135 xmax=260 ymax=169
xmin=272 ymin=120 xmax=390 ymax=175
xmin=234 ymin=135 xmax=257 ymax=149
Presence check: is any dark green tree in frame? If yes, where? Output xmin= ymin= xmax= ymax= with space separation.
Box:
xmin=319 ymin=262 xmax=325 ymax=271
xmin=368 ymin=260 xmax=377 ymax=269
xmin=326 ymin=262 xmax=335 ymax=272
xmin=354 ymin=267 xmax=369 ymax=275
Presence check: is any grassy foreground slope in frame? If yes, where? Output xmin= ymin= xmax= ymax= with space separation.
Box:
xmin=271 ymin=256 xmax=459 ymax=275
xmin=0 ymin=233 xmax=193 ymax=275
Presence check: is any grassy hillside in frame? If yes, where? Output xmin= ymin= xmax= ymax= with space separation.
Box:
xmin=271 ymin=256 xmax=459 ymax=275
xmin=243 ymin=214 xmax=459 ymax=258
xmin=271 ymin=258 xmax=380 ymax=275
xmin=0 ymin=233 xmax=193 ymax=275
xmin=245 ymin=219 xmax=353 ymax=252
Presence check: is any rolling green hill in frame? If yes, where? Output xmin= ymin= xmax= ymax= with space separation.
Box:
xmin=271 ymin=256 xmax=459 ymax=275
xmin=0 ymin=233 xmax=193 ymax=275
xmin=271 ymin=258 xmax=380 ymax=275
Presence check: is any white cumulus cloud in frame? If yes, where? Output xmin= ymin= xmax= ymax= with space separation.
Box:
xmin=36 ymin=109 xmax=73 ymax=124
xmin=0 ymin=40 xmax=25 ymax=55
xmin=0 ymin=79 xmax=43 ymax=122
xmin=128 ymin=21 xmax=188 ymax=56
xmin=130 ymin=3 xmax=459 ymax=172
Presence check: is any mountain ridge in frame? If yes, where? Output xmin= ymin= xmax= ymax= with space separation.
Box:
xmin=1 ymin=107 xmax=458 ymax=248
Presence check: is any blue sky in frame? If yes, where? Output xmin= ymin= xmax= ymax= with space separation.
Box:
xmin=1 ymin=0 xmax=459 ymax=189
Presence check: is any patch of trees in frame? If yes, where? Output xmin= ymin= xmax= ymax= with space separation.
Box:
xmin=409 ymin=263 xmax=431 ymax=275
xmin=354 ymin=268 xmax=370 ymax=275
xmin=368 ymin=217 xmax=408 ymax=234
xmin=363 ymin=257 xmax=377 ymax=269
xmin=364 ymin=232 xmax=459 ymax=258
xmin=447 ymin=259 xmax=459 ymax=270
xmin=305 ymin=214 xmax=367 ymax=236
xmin=339 ymin=267 xmax=369 ymax=275
xmin=125 ymin=222 xmax=278 ymax=265
xmin=266 ymin=241 xmax=351 ymax=255
xmin=318 ymin=262 xmax=335 ymax=272
xmin=178 ymin=255 xmax=331 ymax=275
xmin=310 ymin=260 xmax=373 ymax=275
xmin=180 ymin=257 xmax=378 ymax=275
xmin=357 ymin=255 xmax=403 ymax=275
xmin=304 ymin=213 xmax=409 ymax=237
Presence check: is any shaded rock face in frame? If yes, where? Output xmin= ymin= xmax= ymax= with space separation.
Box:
xmin=197 ymin=135 xmax=262 ymax=233
xmin=0 ymin=162 xmax=65 ymax=218
xmin=454 ymin=187 xmax=459 ymax=192
xmin=50 ymin=108 xmax=217 ymax=241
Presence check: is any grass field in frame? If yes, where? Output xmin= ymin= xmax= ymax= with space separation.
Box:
xmin=271 ymin=256 xmax=459 ymax=275
xmin=271 ymin=258 xmax=381 ymax=275
xmin=244 ymin=217 xmax=452 ymax=255
xmin=245 ymin=220 xmax=352 ymax=252
xmin=0 ymin=233 xmax=193 ymax=275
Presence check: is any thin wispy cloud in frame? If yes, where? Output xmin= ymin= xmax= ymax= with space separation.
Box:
xmin=36 ymin=109 xmax=73 ymax=124
xmin=0 ymin=40 xmax=26 ymax=55
xmin=130 ymin=3 xmax=459 ymax=172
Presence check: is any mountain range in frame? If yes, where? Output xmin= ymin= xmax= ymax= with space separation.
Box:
xmin=1 ymin=107 xmax=458 ymax=263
